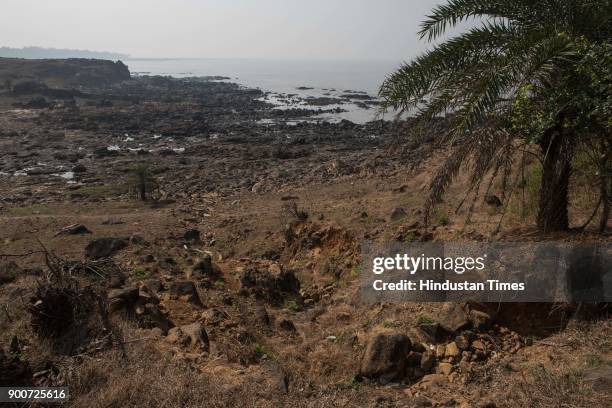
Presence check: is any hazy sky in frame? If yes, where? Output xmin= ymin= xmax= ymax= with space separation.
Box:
xmin=2 ymin=0 xmax=466 ymax=60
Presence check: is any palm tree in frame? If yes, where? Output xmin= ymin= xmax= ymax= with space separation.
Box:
xmin=380 ymin=0 xmax=611 ymax=232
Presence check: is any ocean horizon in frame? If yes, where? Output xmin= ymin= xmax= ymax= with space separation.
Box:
xmin=125 ymin=58 xmax=404 ymax=123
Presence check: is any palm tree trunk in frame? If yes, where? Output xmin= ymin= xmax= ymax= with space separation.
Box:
xmin=537 ymin=128 xmax=573 ymax=232
xmin=597 ymin=137 xmax=611 ymax=232
xmin=600 ymin=174 xmax=610 ymax=233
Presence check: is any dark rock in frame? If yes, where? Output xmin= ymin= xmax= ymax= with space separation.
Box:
xmin=484 ymin=194 xmax=503 ymax=207
xmin=138 ymin=284 xmax=160 ymax=305
xmin=437 ymin=303 xmax=469 ymax=333
xmin=107 ymin=287 xmax=139 ymax=313
xmin=469 ymin=310 xmax=493 ymax=330
xmin=239 ymin=264 xmax=301 ymax=306
xmin=138 ymin=303 xmax=172 ymax=333
xmin=23 ymin=96 xmax=51 ymax=109
xmin=93 ymin=147 xmax=119 ymax=158
xmin=258 ymin=362 xmax=289 ymax=394
xmin=188 ymin=254 xmax=217 ymax=279
xmin=102 ymin=218 xmax=124 ymax=225
xmin=359 ymin=328 xmax=411 ymax=383
xmin=72 ymin=164 xmax=87 ymax=173
xmin=143 ymin=279 xmax=162 ymax=293
xmin=201 ymin=308 xmax=228 ymax=325
xmin=466 ymin=302 xmax=496 ymax=329
xmin=417 ymin=322 xmax=441 ymax=343
xmin=455 ymin=334 xmax=471 ymax=350
xmin=0 ymin=346 xmax=32 ymax=387
xmin=85 ymin=238 xmax=128 ymax=259
xmin=254 ymin=305 xmax=270 ymax=325
xmin=167 ymin=322 xmax=209 ymax=351
xmin=169 ymin=281 xmax=202 ymax=306
xmin=11 ymin=80 xmax=48 ymax=95
xmin=108 ymin=273 xmax=125 ymax=289
xmin=279 ymin=319 xmax=297 ymax=332
xmin=157 ymin=148 xmax=176 ymax=156
xmin=0 ymin=261 xmax=22 ymax=284
xmin=129 ymin=235 xmax=148 ymax=245
xmin=96 ymin=99 xmax=113 ymax=108
xmin=407 ymin=351 xmax=423 ymax=367
xmin=56 ymin=223 xmax=91 ymax=236
xmin=183 ymin=229 xmax=201 ymax=242
xmin=420 ymin=351 xmax=435 ymax=372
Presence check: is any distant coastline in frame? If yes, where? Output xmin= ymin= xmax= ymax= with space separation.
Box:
xmin=0 ymin=46 xmax=129 ymax=60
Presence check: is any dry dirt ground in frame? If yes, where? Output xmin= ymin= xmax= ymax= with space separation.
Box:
xmin=0 ymin=73 xmax=610 ymax=407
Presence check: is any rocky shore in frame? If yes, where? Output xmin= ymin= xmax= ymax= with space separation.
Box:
xmin=0 ymin=61 xmax=437 ymax=207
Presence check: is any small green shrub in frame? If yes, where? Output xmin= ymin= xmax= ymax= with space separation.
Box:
xmin=415 ymin=314 xmax=435 ymax=326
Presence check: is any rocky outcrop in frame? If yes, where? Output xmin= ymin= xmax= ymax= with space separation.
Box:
xmin=359 ymin=329 xmax=412 ymax=383
xmin=169 ymin=280 xmax=203 ymax=306
xmin=0 ymin=57 xmax=130 ymax=89
xmin=238 ymin=264 xmax=300 ymax=306
xmin=85 ymin=238 xmax=128 ymax=259
xmin=166 ymin=322 xmax=209 ymax=351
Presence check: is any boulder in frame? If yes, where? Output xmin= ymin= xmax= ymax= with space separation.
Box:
xmin=484 ymin=194 xmax=503 ymax=207
xmin=137 ymin=303 xmax=172 ymax=334
xmin=143 ymin=279 xmax=162 ymax=293
xmin=169 ymin=281 xmax=202 ymax=306
xmin=278 ymin=319 xmax=297 ymax=332
xmin=85 ymin=238 xmax=128 ymax=259
xmin=108 ymin=272 xmax=125 ymax=288
xmin=253 ymin=305 xmax=270 ymax=325
xmin=415 ymin=322 xmax=441 ymax=343
xmin=359 ymin=329 xmax=412 ymax=383
xmin=437 ymin=303 xmax=469 ymax=333
xmin=107 ymin=287 xmax=139 ymax=314
xmin=239 ymin=264 xmax=300 ymax=306
xmin=455 ymin=334 xmax=471 ymax=350
xmin=129 ymin=235 xmax=148 ymax=246
xmin=188 ymin=255 xmax=217 ymax=279
xmin=257 ymin=362 xmax=289 ymax=394
xmin=390 ymin=207 xmax=408 ymax=221
xmin=0 ymin=346 xmax=32 ymax=387
xmin=437 ymin=362 xmax=454 ymax=376
xmin=445 ymin=342 xmax=460 ymax=359
xmin=138 ymin=284 xmax=160 ymax=304
xmin=420 ymin=351 xmax=435 ymax=371
xmin=183 ymin=229 xmax=201 ymax=242
xmin=0 ymin=261 xmax=22 ymax=285
xmin=166 ymin=322 xmax=209 ymax=351
xmin=469 ymin=310 xmax=493 ymax=330
xmin=201 ymin=308 xmax=228 ymax=325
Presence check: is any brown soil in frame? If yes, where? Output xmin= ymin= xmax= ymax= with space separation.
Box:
xmin=0 ymin=61 xmax=610 ymax=407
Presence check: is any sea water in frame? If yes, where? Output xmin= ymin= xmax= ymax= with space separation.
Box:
xmin=125 ymin=58 xmax=403 ymax=124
